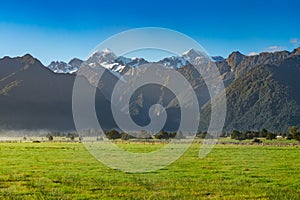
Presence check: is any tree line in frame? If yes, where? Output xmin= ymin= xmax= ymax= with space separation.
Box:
xmin=104 ymin=130 xmax=184 ymax=140
xmin=228 ymin=126 xmax=300 ymax=142
xmin=43 ymin=126 xmax=300 ymax=142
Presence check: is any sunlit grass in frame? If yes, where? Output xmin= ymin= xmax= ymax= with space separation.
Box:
xmin=0 ymin=141 xmax=299 ymax=199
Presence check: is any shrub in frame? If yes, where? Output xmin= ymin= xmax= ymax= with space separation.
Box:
xmin=196 ymin=132 xmax=207 ymax=139
xmin=121 ymin=132 xmax=135 ymax=140
xmin=48 ymin=135 xmax=53 ymax=141
xmin=266 ymin=132 xmax=276 ymax=140
xmin=154 ymin=131 xmax=175 ymax=140
xmin=288 ymin=126 xmax=300 ymax=142
xmin=175 ymin=131 xmax=185 ymax=139
xmin=105 ymin=130 xmax=121 ymax=140
xmin=231 ymin=130 xmax=246 ymax=140
xmin=259 ymin=128 xmax=268 ymax=138
xmin=293 ymin=132 xmax=300 ymax=142
xmin=252 ymin=138 xmax=262 ymax=143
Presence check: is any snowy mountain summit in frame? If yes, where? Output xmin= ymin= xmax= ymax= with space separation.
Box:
xmin=46 ymin=48 xmax=214 ymax=74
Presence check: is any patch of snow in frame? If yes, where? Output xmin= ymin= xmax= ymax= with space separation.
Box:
xmin=47 ymin=49 xmax=195 ymax=75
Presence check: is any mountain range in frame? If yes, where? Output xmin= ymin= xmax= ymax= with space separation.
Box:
xmin=46 ymin=48 xmax=215 ymax=75
xmin=1 ymin=47 xmax=300 ymax=132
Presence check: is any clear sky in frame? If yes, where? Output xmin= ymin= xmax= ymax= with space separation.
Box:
xmin=0 ymin=0 xmax=299 ymax=65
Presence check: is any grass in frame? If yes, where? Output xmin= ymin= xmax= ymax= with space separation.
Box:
xmin=0 ymin=141 xmax=300 ymax=199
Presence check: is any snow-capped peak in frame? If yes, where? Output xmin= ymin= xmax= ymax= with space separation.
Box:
xmin=86 ymin=49 xmax=117 ymax=66
xmin=103 ymin=48 xmax=112 ymax=54
xmin=181 ymin=48 xmax=213 ymax=65
xmin=158 ymin=56 xmax=188 ymax=69
xmin=46 ymin=48 xmax=213 ymax=74
xmin=182 ymin=48 xmax=204 ymax=57
xmin=115 ymin=56 xmax=133 ymax=65
xmin=90 ymin=48 xmax=112 ymax=55
xmin=47 ymin=60 xmax=80 ymax=74
xmin=182 ymin=48 xmax=203 ymax=60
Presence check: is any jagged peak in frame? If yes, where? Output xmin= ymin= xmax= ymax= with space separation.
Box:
xmin=22 ymin=53 xmax=35 ymax=59
xmin=182 ymin=48 xmax=202 ymax=56
xmin=212 ymin=56 xmax=225 ymax=62
xmin=226 ymin=51 xmax=245 ymax=68
xmin=228 ymin=51 xmax=245 ymax=58
xmin=0 ymin=54 xmax=39 ymax=65
xmin=69 ymin=58 xmax=82 ymax=63
xmin=292 ymin=47 xmax=300 ymax=55
xmin=87 ymin=48 xmax=117 ymax=62
xmin=21 ymin=53 xmax=37 ymax=65
xmin=103 ymin=48 xmax=112 ymax=54
xmin=90 ymin=48 xmax=114 ymax=56
xmin=49 ymin=60 xmax=67 ymax=64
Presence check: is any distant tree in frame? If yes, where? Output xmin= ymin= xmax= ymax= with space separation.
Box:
xmin=155 ymin=131 xmax=170 ymax=140
xmin=70 ymin=135 xmax=75 ymax=141
xmin=220 ymin=132 xmax=228 ymax=138
xmin=66 ymin=133 xmax=75 ymax=141
xmin=121 ymin=132 xmax=135 ymax=140
xmin=231 ymin=130 xmax=246 ymax=140
xmin=293 ymin=132 xmax=300 ymax=142
xmin=252 ymin=138 xmax=262 ymax=143
xmin=286 ymin=133 xmax=293 ymax=140
xmin=48 ymin=135 xmax=53 ymax=141
xmin=288 ymin=126 xmax=298 ymax=135
xmin=288 ymin=126 xmax=300 ymax=142
xmin=175 ymin=131 xmax=184 ymax=139
xmin=244 ymin=131 xmax=256 ymax=140
xmin=231 ymin=130 xmax=239 ymax=139
xmin=105 ymin=130 xmax=121 ymax=140
xmin=196 ymin=132 xmax=207 ymax=139
xmin=169 ymin=132 xmax=177 ymax=139
xmin=282 ymin=133 xmax=287 ymax=138
xmin=259 ymin=128 xmax=268 ymax=138
xmin=121 ymin=132 xmax=129 ymax=140
xmin=266 ymin=132 xmax=276 ymax=140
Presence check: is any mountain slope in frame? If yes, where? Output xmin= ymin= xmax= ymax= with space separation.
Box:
xmin=1 ymin=48 xmax=300 ymax=132
xmin=202 ymin=54 xmax=300 ymax=132
xmin=0 ymin=55 xmax=76 ymax=130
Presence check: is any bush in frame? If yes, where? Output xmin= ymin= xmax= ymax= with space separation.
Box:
xmin=48 ymin=135 xmax=53 ymax=141
xmin=252 ymin=138 xmax=262 ymax=143
xmin=286 ymin=134 xmax=293 ymax=140
xmin=259 ymin=128 xmax=268 ymax=138
xmin=70 ymin=135 xmax=75 ymax=141
xmin=288 ymin=126 xmax=298 ymax=135
xmin=154 ymin=131 xmax=169 ymax=139
xmin=293 ymin=132 xmax=300 ymax=142
xmin=266 ymin=132 xmax=276 ymax=140
xmin=105 ymin=130 xmax=121 ymax=140
xmin=121 ymin=132 xmax=135 ymax=140
xmin=196 ymin=132 xmax=207 ymax=139
xmin=231 ymin=130 xmax=246 ymax=140
xmin=154 ymin=131 xmax=176 ymax=140
xmin=175 ymin=131 xmax=185 ymax=139
xmin=288 ymin=126 xmax=300 ymax=142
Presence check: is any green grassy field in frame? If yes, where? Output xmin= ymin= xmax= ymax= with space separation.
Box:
xmin=0 ymin=141 xmax=300 ymax=199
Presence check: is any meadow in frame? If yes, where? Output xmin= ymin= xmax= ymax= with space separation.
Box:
xmin=0 ymin=140 xmax=300 ymax=199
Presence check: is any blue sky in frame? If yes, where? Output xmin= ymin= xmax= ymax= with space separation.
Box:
xmin=0 ymin=0 xmax=299 ymax=65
